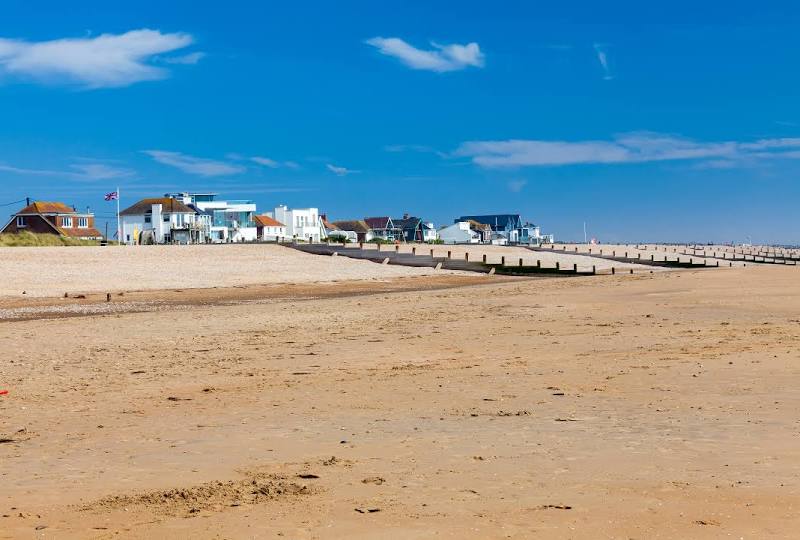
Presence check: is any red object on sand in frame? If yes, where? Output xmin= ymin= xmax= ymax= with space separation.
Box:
xmin=0 ymin=390 xmax=8 ymax=396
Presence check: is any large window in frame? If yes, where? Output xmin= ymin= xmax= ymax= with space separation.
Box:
xmin=77 ymin=217 xmax=88 ymax=228
xmin=16 ymin=216 xmax=25 ymax=227
xmin=62 ymin=216 xmax=73 ymax=227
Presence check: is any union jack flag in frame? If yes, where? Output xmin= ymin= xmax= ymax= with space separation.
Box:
xmin=104 ymin=191 xmax=118 ymax=201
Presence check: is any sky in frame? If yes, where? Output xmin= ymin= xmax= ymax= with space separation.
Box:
xmin=2 ymin=0 xmax=800 ymax=244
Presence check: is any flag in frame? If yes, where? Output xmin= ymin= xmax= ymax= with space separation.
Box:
xmin=104 ymin=191 xmax=118 ymax=201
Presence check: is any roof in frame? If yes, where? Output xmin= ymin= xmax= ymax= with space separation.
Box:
xmin=120 ymin=198 xmax=196 ymax=216
xmin=364 ymin=217 xmax=395 ymax=229
xmin=458 ymin=214 xmax=522 ymax=229
xmin=332 ymin=220 xmax=371 ymax=233
xmin=393 ymin=216 xmax=422 ymax=229
xmin=254 ymin=215 xmax=285 ymax=227
xmin=467 ymin=219 xmax=492 ymax=232
xmin=16 ymin=201 xmax=80 ymax=215
xmin=60 ymin=227 xmax=103 ymax=238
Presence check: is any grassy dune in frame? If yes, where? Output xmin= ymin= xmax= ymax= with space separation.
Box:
xmin=0 ymin=231 xmax=102 ymax=247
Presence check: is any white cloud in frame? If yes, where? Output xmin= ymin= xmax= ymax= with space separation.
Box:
xmin=593 ymin=43 xmax=613 ymax=80
xmin=0 ymin=29 xmax=196 ymax=88
xmin=507 ymin=179 xmax=528 ymax=193
xmin=161 ymin=51 xmax=205 ymax=65
xmin=366 ymin=37 xmax=484 ymax=72
xmin=326 ymin=164 xmax=359 ymax=176
xmin=454 ymin=132 xmax=800 ymax=169
xmin=251 ymin=156 xmax=280 ymax=168
xmin=0 ymin=161 xmax=134 ymax=180
xmin=250 ymin=156 xmax=301 ymax=170
xmin=144 ymin=150 xmax=244 ymax=176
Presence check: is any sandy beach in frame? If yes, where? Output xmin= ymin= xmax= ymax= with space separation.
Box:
xmin=1 ymin=250 xmax=798 ymax=539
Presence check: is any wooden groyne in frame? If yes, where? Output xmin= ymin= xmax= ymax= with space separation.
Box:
xmin=289 ymin=243 xmax=602 ymax=276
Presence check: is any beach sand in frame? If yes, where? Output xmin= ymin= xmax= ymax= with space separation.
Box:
xmin=1 ymin=258 xmax=798 ymax=538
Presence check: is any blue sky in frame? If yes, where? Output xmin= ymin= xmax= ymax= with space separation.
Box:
xmin=2 ymin=1 xmax=800 ymax=243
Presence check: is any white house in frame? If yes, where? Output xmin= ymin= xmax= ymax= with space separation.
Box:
xmin=167 ymin=192 xmax=257 ymax=243
xmin=254 ymin=215 xmax=287 ymax=241
xmin=268 ymin=205 xmax=325 ymax=242
xmin=120 ymin=197 xmax=207 ymax=245
xmin=438 ymin=221 xmax=481 ymax=244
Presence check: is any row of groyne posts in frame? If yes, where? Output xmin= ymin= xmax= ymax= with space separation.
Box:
xmin=539 ymin=244 xmax=798 ymax=266
xmin=289 ymin=241 xmax=718 ymax=277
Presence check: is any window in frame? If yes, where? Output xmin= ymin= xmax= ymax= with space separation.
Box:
xmin=15 ymin=216 xmax=25 ymax=227
xmin=164 ymin=214 xmax=170 ymax=222
xmin=77 ymin=217 xmax=88 ymax=228
xmin=145 ymin=215 xmax=151 ymax=223
xmin=62 ymin=216 xmax=73 ymax=227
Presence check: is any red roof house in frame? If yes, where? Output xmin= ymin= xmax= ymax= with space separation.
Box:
xmin=1 ymin=200 xmax=103 ymax=240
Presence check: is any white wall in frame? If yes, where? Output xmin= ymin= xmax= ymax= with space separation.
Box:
xmin=439 ymin=222 xmax=479 ymax=244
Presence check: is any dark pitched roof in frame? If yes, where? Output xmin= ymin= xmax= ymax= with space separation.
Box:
xmin=332 ymin=220 xmax=371 ymax=233
xmin=393 ymin=216 xmax=422 ymax=230
xmin=17 ymin=201 xmax=79 ymax=215
xmin=254 ymin=215 xmax=285 ymax=227
xmin=458 ymin=214 xmax=521 ymax=229
xmin=120 ymin=197 xmax=196 ymax=216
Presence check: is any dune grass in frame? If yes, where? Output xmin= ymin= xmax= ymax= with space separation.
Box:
xmin=0 ymin=231 xmax=103 ymax=247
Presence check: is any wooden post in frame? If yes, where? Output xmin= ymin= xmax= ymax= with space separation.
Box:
xmin=395 ymin=245 xmax=399 ymax=253
xmin=465 ymin=252 xmax=469 ymax=262
xmin=630 ymin=268 xmax=634 ymax=274
xmin=556 ymin=262 xmax=560 ymax=270
xmin=612 ymin=267 xmax=615 ymax=275
xmin=501 ymin=256 xmax=505 ymax=265
xmin=430 ymin=248 xmax=434 ymax=257
xmin=377 ymin=243 xmax=381 ymax=251
xmin=592 ymin=265 xmax=596 ymax=275
xmin=412 ymin=247 xmax=416 ymax=256
xmin=537 ymin=260 xmax=541 ymax=268
xmin=447 ymin=250 xmax=452 ymax=259
xmin=573 ymin=263 xmax=577 ymax=272
xmin=106 ymin=293 xmax=111 ymax=302
xmin=650 ymin=254 xmax=654 ymax=261
xmin=519 ymin=258 xmax=523 ymax=267
xmin=482 ymin=254 xmax=487 ymax=263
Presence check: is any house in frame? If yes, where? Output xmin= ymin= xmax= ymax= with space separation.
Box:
xmin=320 ymin=214 xmax=338 ymax=238
xmin=254 ymin=215 xmax=286 ymax=241
xmin=167 ymin=192 xmax=257 ymax=243
xmin=330 ymin=220 xmax=373 ymax=243
xmin=393 ymin=214 xmax=438 ymax=243
xmin=120 ymin=197 xmax=206 ymax=244
xmin=438 ymin=221 xmax=481 ymax=244
xmin=1 ymin=200 xmax=103 ymax=240
xmin=457 ymin=214 xmax=552 ymax=245
xmin=466 ymin=220 xmax=493 ymax=243
xmin=269 ymin=205 xmax=325 ymax=242
xmin=364 ymin=217 xmax=401 ymax=242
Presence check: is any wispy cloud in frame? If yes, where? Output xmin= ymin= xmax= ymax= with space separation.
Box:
xmin=250 ymin=156 xmax=300 ymax=169
xmin=144 ymin=150 xmax=244 ymax=176
xmin=384 ymin=144 xmax=446 ymax=158
xmin=507 ymin=179 xmax=528 ymax=193
xmin=366 ymin=37 xmax=484 ymax=72
xmin=0 ymin=161 xmax=134 ymax=180
xmin=160 ymin=51 xmax=205 ymax=65
xmin=0 ymin=29 xmax=197 ymax=89
xmin=593 ymin=43 xmax=613 ymax=80
xmin=326 ymin=164 xmax=359 ymax=176
xmin=454 ymin=132 xmax=800 ymax=169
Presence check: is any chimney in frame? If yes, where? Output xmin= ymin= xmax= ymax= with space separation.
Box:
xmin=26 ymin=197 xmax=30 ymax=206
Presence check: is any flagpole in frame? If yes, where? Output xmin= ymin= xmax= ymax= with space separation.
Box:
xmin=116 ymin=186 xmax=121 ymax=245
